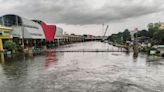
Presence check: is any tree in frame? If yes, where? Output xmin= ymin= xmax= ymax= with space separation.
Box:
xmin=153 ymin=30 xmax=164 ymax=44
xmin=122 ymin=29 xmax=131 ymax=43
xmin=108 ymin=33 xmax=122 ymax=44
xmin=134 ymin=29 xmax=148 ymax=37
xmin=148 ymin=23 xmax=154 ymax=29
xmin=107 ymin=29 xmax=131 ymax=44
xmin=138 ymin=30 xmax=148 ymax=37
xmin=4 ymin=40 xmax=17 ymax=51
xmin=147 ymin=23 xmax=160 ymax=38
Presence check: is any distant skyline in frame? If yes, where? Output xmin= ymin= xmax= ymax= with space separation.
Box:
xmin=0 ymin=0 xmax=164 ymax=36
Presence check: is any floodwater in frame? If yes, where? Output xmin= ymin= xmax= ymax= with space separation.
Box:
xmin=0 ymin=41 xmax=164 ymax=92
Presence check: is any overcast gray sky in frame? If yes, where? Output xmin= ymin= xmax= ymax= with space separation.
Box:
xmin=0 ymin=0 xmax=164 ymax=36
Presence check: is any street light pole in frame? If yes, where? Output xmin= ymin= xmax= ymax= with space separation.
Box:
xmin=22 ymin=25 xmax=24 ymax=50
xmin=102 ymin=23 xmax=104 ymax=39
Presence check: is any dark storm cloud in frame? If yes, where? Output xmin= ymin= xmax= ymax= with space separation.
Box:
xmin=0 ymin=0 xmax=164 ymax=24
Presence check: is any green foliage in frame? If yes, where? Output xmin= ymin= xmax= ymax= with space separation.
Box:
xmin=107 ymin=29 xmax=131 ymax=44
xmin=147 ymin=23 xmax=160 ymax=38
xmin=122 ymin=29 xmax=131 ymax=42
xmin=134 ymin=30 xmax=148 ymax=37
xmin=4 ymin=40 xmax=17 ymax=51
xmin=153 ymin=29 xmax=164 ymax=44
xmin=132 ymin=23 xmax=164 ymax=45
xmin=16 ymin=45 xmax=23 ymax=52
xmin=108 ymin=22 xmax=164 ymax=45
xmin=147 ymin=23 xmax=154 ymax=29
xmin=147 ymin=23 xmax=164 ymax=44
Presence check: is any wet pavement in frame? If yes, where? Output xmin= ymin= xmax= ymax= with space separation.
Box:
xmin=0 ymin=41 xmax=164 ymax=92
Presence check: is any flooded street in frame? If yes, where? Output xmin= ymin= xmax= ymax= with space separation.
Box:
xmin=0 ymin=41 xmax=164 ymax=92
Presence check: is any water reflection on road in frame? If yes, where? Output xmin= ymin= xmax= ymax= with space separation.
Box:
xmin=0 ymin=41 xmax=164 ymax=92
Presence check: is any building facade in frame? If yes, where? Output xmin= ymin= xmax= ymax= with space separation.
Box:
xmin=0 ymin=14 xmax=63 ymax=49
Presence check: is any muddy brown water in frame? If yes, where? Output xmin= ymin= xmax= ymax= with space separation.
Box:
xmin=0 ymin=41 xmax=164 ymax=92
